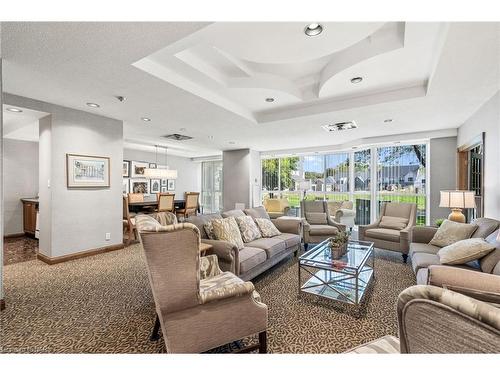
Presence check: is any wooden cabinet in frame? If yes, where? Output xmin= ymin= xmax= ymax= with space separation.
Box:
xmin=21 ymin=199 xmax=38 ymax=237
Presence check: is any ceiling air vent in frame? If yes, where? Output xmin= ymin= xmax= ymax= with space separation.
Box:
xmin=161 ymin=133 xmax=193 ymax=141
xmin=321 ymin=121 xmax=358 ymax=132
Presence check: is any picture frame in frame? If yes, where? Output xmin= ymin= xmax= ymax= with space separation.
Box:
xmin=122 ymin=160 xmax=130 ymax=177
xmin=131 ymin=161 xmax=150 ymax=178
xmin=129 ymin=179 xmax=150 ymax=194
xmin=167 ymin=179 xmax=175 ymax=191
xmin=161 ymin=186 xmax=168 ymax=193
xmin=150 ymin=179 xmax=161 ymax=194
xmin=122 ymin=179 xmax=130 ymax=194
xmin=149 ymin=163 xmax=157 ymax=168
xmin=66 ymin=154 xmax=110 ymax=188
xmin=161 ymin=179 xmax=168 ymax=187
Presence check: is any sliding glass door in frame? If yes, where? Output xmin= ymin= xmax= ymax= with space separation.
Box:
xmin=201 ymin=160 xmax=223 ymax=213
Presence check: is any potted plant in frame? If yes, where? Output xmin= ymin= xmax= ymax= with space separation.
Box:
xmin=435 ymin=218 xmax=445 ymax=227
xmin=328 ymin=231 xmax=349 ymax=259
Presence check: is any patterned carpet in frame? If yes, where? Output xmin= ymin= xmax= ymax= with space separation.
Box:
xmin=0 ymin=244 xmax=415 ymax=353
xmin=3 ymin=236 xmax=38 ymax=265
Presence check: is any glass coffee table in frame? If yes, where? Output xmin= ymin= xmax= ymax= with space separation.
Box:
xmin=298 ymin=239 xmax=375 ymax=308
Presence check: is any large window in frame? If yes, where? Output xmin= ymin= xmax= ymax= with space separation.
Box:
xmin=261 ymin=142 xmax=429 ymax=225
xmin=201 ymin=160 xmax=223 ymax=213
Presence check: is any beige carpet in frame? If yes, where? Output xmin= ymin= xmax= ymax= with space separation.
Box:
xmin=0 ymin=244 xmax=415 ymax=353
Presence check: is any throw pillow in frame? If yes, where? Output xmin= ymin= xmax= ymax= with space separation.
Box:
xmin=254 ymin=218 xmax=281 ymax=238
xmin=379 ymin=216 xmax=409 ymax=230
xmin=203 ymin=221 xmax=216 ymax=240
xmin=235 ymin=215 xmax=262 ymax=243
xmin=438 ymin=238 xmax=495 ymax=265
xmin=305 ymin=212 xmax=328 ymax=225
xmin=211 ymin=217 xmax=244 ymax=250
xmin=429 ymin=219 xmax=478 ymax=247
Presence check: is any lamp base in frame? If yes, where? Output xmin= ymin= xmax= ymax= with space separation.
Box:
xmin=448 ymin=208 xmax=466 ymax=223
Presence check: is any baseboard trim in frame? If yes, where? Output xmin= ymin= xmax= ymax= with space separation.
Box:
xmin=37 ymin=243 xmax=124 ymax=265
xmin=4 ymin=232 xmax=27 ymax=239
xmin=0 ymin=299 xmax=5 ymax=311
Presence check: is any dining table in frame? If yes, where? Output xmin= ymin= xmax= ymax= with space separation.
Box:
xmin=128 ymin=195 xmax=200 ymax=214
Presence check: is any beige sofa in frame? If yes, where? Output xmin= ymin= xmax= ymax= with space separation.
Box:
xmin=409 ymin=218 xmax=500 ymax=284
xmin=301 ymin=200 xmax=346 ymax=250
xmin=187 ymin=207 xmax=302 ymax=281
xmin=359 ymin=202 xmax=417 ymax=263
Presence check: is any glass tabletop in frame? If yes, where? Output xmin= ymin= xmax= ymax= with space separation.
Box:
xmin=299 ymin=238 xmax=374 ymax=272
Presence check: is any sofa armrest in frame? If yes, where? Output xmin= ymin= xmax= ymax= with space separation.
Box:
xmin=199 ymin=274 xmax=255 ymax=304
xmin=335 ymin=208 xmax=355 ymax=221
xmin=358 ymin=222 xmax=379 ymax=240
xmin=428 ymin=265 xmax=500 ymax=295
xmin=201 ymin=239 xmax=238 ymax=273
xmin=410 ymin=226 xmax=438 ymax=244
xmin=326 ymin=216 xmax=347 ymax=232
xmin=272 ymin=217 xmax=302 ymax=235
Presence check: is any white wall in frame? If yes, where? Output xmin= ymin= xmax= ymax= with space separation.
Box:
xmin=123 ymin=148 xmax=201 ymax=199
xmin=4 ymin=93 xmax=124 ymax=258
xmin=458 ymin=91 xmax=500 ymax=220
xmin=3 ymin=139 xmax=39 ymax=235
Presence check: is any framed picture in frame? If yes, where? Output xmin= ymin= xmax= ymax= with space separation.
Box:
xmin=149 ymin=163 xmax=157 ymax=168
xmin=122 ymin=160 xmax=130 ymax=177
xmin=122 ymin=179 xmax=129 ymax=194
xmin=150 ymin=179 xmax=161 ymax=194
xmin=131 ymin=161 xmax=149 ymax=178
xmin=167 ymin=179 xmax=175 ymax=191
xmin=66 ymin=154 xmax=110 ymax=188
xmin=129 ymin=179 xmax=150 ymax=194
xmin=161 ymin=186 xmax=168 ymax=193
xmin=161 ymin=179 xmax=168 ymax=186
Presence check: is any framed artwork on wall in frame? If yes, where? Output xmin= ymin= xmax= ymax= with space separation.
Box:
xmin=167 ymin=179 xmax=175 ymax=191
xmin=122 ymin=160 xmax=130 ymax=177
xmin=122 ymin=179 xmax=129 ymax=194
xmin=150 ymin=179 xmax=161 ymax=194
xmin=66 ymin=154 xmax=110 ymax=188
xmin=131 ymin=161 xmax=149 ymax=178
xmin=161 ymin=179 xmax=168 ymax=187
xmin=129 ymin=179 xmax=150 ymax=194
xmin=149 ymin=163 xmax=157 ymax=168
xmin=161 ymin=186 xmax=168 ymax=193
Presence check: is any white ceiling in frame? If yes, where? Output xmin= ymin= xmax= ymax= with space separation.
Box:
xmin=1 ymin=22 xmax=499 ymax=157
xmin=2 ymin=105 xmax=49 ymax=142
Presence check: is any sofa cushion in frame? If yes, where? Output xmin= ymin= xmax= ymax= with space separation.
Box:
xmin=471 ymin=217 xmax=500 ymax=238
xmin=384 ymin=202 xmax=414 ymax=218
xmin=416 ymin=268 xmax=429 ymax=285
xmin=480 ymin=230 xmax=500 ymax=274
xmin=244 ymin=206 xmax=270 ymax=220
xmin=187 ymin=214 xmax=222 ymax=239
xmin=308 ymin=225 xmax=339 ymax=236
xmin=379 ymin=216 xmax=409 ymax=230
xmin=238 ymin=247 xmax=267 ymax=274
xmin=305 ymin=212 xmax=328 ymax=225
xmin=365 ymin=228 xmax=400 ymax=242
xmin=275 ymin=233 xmax=301 ymax=248
xmin=409 ymin=242 xmax=441 ymax=257
xmin=255 ymin=218 xmax=281 ymax=238
xmin=212 ymin=217 xmax=245 ymax=250
xmin=411 ymin=252 xmax=441 ymax=273
xmin=429 ymin=220 xmax=477 ymax=247
xmin=437 ymin=238 xmax=496 ymax=265
xmin=222 ymin=209 xmax=246 ymax=218
xmin=235 ymin=215 xmax=262 ymax=243
xmin=246 ymin=237 xmax=286 ymax=258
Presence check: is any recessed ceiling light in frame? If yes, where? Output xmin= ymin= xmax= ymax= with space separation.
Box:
xmin=322 ymin=121 xmax=358 ymax=132
xmin=384 ymin=119 xmax=393 ymax=123
xmin=304 ymin=23 xmax=323 ymax=37
xmin=86 ymin=102 xmax=100 ymax=108
xmin=228 ymin=141 xmax=236 ymax=145
xmin=141 ymin=117 xmax=151 ymax=122
xmin=6 ymin=107 xmax=23 ymax=113
xmin=350 ymin=77 xmax=363 ymax=84
xmin=265 ymin=98 xmax=275 ymax=103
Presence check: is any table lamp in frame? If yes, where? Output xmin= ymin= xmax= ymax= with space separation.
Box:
xmin=439 ymin=190 xmax=476 ymax=223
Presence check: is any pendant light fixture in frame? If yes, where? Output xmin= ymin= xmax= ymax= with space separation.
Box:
xmin=143 ymin=145 xmax=178 ymax=179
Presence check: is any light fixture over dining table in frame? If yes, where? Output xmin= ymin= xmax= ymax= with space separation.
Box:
xmin=143 ymin=145 xmax=178 ymax=179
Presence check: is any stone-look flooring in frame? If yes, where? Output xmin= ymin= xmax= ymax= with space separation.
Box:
xmin=3 ymin=236 xmax=38 ymax=265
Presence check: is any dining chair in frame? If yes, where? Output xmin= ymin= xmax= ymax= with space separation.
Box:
xmin=176 ymin=192 xmax=200 ymax=220
xmin=128 ymin=193 xmax=144 ymax=203
xmin=157 ymin=192 xmax=175 ymax=213
xmin=123 ymin=195 xmax=138 ymax=245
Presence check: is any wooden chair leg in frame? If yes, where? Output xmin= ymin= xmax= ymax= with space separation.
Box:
xmin=125 ymin=225 xmax=131 ymax=246
xmin=258 ymin=331 xmax=267 ymax=353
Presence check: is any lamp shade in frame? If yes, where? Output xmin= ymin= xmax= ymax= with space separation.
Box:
xmin=439 ymin=190 xmax=476 ymax=209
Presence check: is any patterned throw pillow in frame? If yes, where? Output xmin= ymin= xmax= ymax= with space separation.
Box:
xmin=211 ymin=217 xmax=245 ymax=249
xmin=438 ymin=238 xmax=495 ymax=265
xmin=254 ymin=218 xmax=281 ymax=238
xmin=204 ymin=221 xmax=216 ymax=240
xmin=430 ymin=219 xmax=478 ymax=247
xmin=235 ymin=216 xmax=262 ymax=243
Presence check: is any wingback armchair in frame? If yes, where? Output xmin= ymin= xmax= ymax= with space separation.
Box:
xmin=263 ymin=198 xmax=290 ymax=219
xmin=347 ymin=284 xmax=500 ymax=353
xmin=136 ymin=216 xmax=268 ymax=353
xmin=358 ymin=202 xmax=416 ymax=262
xmin=301 ymin=200 xmax=346 ymax=250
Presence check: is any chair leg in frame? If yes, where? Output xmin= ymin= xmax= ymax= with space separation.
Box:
xmin=304 ymin=243 xmax=308 ymax=251
xmin=258 ymin=331 xmax=267 ymax=354
xmin=150 ymin=314 xmax=160 ymax=341
xmin=402 ymin=254 xmax=408 ymax=263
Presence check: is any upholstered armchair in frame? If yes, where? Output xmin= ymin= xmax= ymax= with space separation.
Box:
xmin=347 ymin=284 xmax=500 ymax=353
xmin=326 ymin=200 xmax=356 ymax=231
xmin=358 ymin=202 xmax=416 ymax=262
xmin=301 ymin=200 xmax=346 ymax=250
xmin=263 ymin=198 xmax=291 ymax=219
xmin=136 ymin=216 xmax=268 ymax=353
